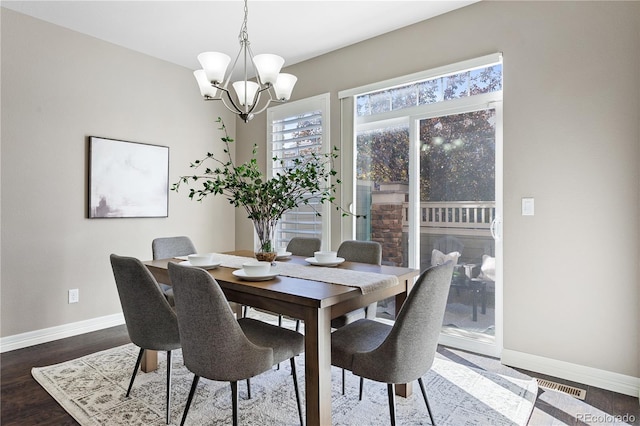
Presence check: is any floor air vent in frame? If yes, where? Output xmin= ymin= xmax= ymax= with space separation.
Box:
xmin=536 ymin=378 xmax=586 ymax=400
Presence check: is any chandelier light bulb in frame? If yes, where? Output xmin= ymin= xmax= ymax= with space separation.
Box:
xmin=273 ymin=73 xmax=298 ymax=101
xmin=193 ymin=70 xmax=218 ymax=98
xmin=197 ymin=52 xmax=231 ymax=84
xmin=253 ymin=54 xmax=284 ymax=85
xmin=232 ymin=81 xmax=260 ymax=106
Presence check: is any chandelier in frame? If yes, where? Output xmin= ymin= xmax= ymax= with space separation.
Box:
xmin=193 ymin=0 xmax=297 ymax=123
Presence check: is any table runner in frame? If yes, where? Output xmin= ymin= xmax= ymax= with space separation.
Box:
xmin=180 ymin=253 xmax=398 ymax=295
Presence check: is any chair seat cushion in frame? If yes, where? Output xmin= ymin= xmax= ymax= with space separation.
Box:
xmin=330 ymin=308 xmax=366 ymax=329
xmin=239 ymin=318 xmax=304 ymax=364
xmin=158 ymin=283 xmax=174 ymax=306
xmin=331 ymin=319 xmax=391 ymax=370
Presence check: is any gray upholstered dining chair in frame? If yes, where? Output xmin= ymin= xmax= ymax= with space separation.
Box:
xmin=333 ymin=240 xmax=383 ymax=394
xmin=152 ymin=235 xmax=197 ymax=259
xmin=109 ymin=254 xmax=181 ymax=425
xmin=168 ymin=261 xmax=304 ymax=426
xmin=332 ymin=240 xmax=382 ymax=329
xmin=331 ymin=261 xmax=455 ymax=426
xmin=286 ymin=236 xmax=321 ymax=257
xmin=152 ymin=236 xmax=241 ymax=315
xmin=152 ymin=236 xmax=197 ymax=305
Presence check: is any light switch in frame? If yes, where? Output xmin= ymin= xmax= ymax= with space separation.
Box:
xmin=522 ymin=198 xmax=534 ymax=216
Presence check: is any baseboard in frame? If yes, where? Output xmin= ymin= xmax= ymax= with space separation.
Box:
xmin=502 ymin=348 xmax=640 ymax=398
xmin=0 ymin=313 xmax=125 ymax=353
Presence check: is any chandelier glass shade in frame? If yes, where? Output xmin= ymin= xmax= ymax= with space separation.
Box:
xmin=193 ymin=0 xmax=297 ymax=122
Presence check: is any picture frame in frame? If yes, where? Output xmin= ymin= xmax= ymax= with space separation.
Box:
xmin=88 ymin=136 xmax=169 ymax=218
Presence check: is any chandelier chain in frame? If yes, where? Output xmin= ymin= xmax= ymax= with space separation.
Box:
xmin=238 ymin=0 xmax=249 ymax=45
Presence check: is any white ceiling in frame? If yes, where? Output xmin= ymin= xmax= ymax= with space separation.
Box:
xmin=2 ymin=0 xmax=477 ymax=72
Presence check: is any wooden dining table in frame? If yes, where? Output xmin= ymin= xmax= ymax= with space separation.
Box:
xmin=143 ymin=250 xmax=419 ymax=426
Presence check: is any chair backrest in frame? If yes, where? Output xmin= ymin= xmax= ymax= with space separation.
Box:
xmin=337 ymin=240 xmax=382 ymax=265
xmin=353 ymin=261 xmax=454 ymax=384
xmin=109 ymin=254 xmax=180 ymax=350
xmin=168 ymin=262 xmax=273 ymax=381
xmin=286 ymin=237 xmax=321 ymax=257
xmin=152 ymin=236 xmax=197 ymax=259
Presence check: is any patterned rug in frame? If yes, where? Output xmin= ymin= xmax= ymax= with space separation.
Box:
xmin=32 ymin=339 xmax=537 ymax=425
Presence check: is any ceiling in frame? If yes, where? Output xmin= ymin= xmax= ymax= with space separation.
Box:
xmin=2 ymin=0 xmax=477 ymax=74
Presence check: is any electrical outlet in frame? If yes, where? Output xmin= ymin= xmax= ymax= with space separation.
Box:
xmin=68 ymin=288 xmax=79 ymax=304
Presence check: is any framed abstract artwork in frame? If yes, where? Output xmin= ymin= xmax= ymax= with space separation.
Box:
xmin=88 ymin=137 xmax=169 ymax=218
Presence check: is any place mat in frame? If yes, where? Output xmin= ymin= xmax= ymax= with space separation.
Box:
xmin=209 ymin=253 xmax=398 ymax=295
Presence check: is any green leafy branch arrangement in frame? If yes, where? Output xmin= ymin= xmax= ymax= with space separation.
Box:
xmin=172 ymin=117 xmax=354 ymax=252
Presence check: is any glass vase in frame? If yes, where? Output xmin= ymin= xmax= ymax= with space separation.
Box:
xmin=253 ymin=219 xmax=277 ymax=263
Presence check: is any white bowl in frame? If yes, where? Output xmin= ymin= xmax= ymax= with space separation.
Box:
xmin=242 ymin=261 xmax=271 ymax=276
xmin=187 ymin=253 xmax=214 ymax=266
xmin=314 ymin=251 xmax=337 ymax=263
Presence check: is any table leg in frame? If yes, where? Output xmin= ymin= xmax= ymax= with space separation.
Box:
xmin=303 ymin=307 xmax=332 ymax=426
xmin=141 ymin=349 xmax=158 ymax=373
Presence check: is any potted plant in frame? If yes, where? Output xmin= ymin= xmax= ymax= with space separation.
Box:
xmin=172 ymin=117 xmax=349 ymax=261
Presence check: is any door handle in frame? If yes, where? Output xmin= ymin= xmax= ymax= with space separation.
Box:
xmin=490 ymin=216 xmax=502 ymax=241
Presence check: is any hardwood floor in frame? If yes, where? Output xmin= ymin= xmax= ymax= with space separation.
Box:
xmin=1 ymin=326 xmax=131 ymax=425
xmin=1 ymin=325 xmax=638 ymax=425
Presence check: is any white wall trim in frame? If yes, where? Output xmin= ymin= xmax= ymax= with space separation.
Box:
xmin=0 ymin=313 xmax=125 ymax=353
xmin=502 ymin=349 xmax=640 ymax=398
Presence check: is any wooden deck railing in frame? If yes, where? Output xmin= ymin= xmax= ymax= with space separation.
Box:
xmin=402 ymin=201 xmax=496 ymax=231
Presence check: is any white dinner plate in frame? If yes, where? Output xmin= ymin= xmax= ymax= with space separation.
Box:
xmin=179 ymin=260 xmax=222 ymax=269
xmin=232 ymin=269 xmax=279 ymax=281
xmin=275 ymin=251 xmax=292 ymax=260
xmin=305 ymin=257 xmax=345 ymax=267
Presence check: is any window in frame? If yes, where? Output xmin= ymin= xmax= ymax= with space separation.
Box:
xmin=267 ymin=93 xmax=331 ymax=250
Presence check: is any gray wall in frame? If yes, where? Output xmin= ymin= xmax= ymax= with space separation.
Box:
xmin=2 ymin=1 xmax=638 ymax=391
xmin=1 ymin=9 xmax=237 ymax=337
xmin=236 ymin=1 xmax=640 ymax=381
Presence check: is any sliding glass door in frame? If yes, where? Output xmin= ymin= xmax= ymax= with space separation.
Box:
xmin=347 ymin=55 xmax=503 ymax=356
xmin=409 ymin=105 xmax=502 ymax=356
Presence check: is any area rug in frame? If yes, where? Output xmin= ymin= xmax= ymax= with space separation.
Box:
xmin=32 ymin=342 xmax=537 ymax=425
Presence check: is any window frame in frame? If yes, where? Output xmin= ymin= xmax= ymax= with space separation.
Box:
xmin=266 ymin=93 xmax=331 ymax=250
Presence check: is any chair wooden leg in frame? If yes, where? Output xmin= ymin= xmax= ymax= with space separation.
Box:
xmin=359 ymin=377 xmax=364 ymax=401
xmin=246 ymin=378 xmax=251 ymax=399
xmin=180 ymin=375 xmax=200 ymax=426
xmin=418 ymin=377 xmax=436 ymax=425
xmin=341 ymin=368 xmax=346 ymax=395
xmin=126 ymin=348 xmax=144 ymax=397
xmin=387 ymin=383 xmax=396 ymax=426
xmin=290 ymin=358 xmax=303 ymax=425
xmin=295 ymin=320 xmax=301 ymax=332
xmin=166 ymin=350 xmax=172 ymax=424
xmin=231 ymin=381 xmax=239 ymax=426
